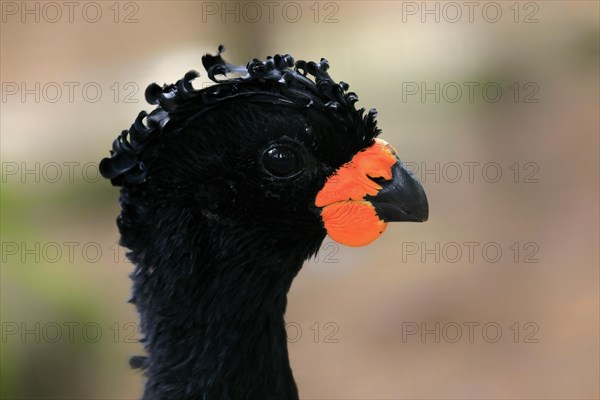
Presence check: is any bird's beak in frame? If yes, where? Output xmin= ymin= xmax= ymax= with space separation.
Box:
xmin=316 ymin=138 xmax=428 ymax=247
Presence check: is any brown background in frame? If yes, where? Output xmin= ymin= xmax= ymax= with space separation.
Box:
xmin=1 ymin=1 xmax=598 ymax=399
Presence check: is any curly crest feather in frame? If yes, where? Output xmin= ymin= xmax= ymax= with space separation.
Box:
xmin=99 ymin=46 xmax=380 ymax=187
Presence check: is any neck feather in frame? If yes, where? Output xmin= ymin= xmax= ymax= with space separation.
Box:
xmin=131 ymin=234 xmax=306 ymax=400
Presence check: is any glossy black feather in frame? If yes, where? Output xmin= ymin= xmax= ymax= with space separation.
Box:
xmin=100 ymin=47 xmax=381 ymax=400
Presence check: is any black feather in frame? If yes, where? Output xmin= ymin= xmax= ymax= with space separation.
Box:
xmin=100 ymin=46 xmax=381 ymax=400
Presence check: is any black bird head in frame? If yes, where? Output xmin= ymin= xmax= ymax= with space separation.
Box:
xmin=101 ymin=46 xmax=428 ymax=251
xmin=100 ymin=46 xmax=428 ymax=399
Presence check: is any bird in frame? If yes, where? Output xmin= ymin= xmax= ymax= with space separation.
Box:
xmin=99 ymin=46 xmax=428 ymax=400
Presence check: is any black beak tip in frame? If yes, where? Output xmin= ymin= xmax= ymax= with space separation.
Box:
xmin=398 ymin=183 xmax=429 ymax=223
xmin=368 ymin=160 xmax=429 ymax=223
xmin=412 ymin=196 xmax=429 ymax=222
xmin=410 ymin=179 xmax=429 ymax=222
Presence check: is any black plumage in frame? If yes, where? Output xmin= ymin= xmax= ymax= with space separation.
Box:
xmin=100 ymin=46 xmax=427 ymax=399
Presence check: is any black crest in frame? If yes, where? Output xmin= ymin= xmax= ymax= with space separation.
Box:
xmin=99 ymin=46 xmax=379 ymax=186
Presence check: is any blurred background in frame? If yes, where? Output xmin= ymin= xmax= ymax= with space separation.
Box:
xmin=1 ymin=1 xmax=598 ymax=399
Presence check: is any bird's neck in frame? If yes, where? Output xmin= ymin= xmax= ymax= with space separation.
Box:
xmin=133 ymin=234 xmax=305 ymax=400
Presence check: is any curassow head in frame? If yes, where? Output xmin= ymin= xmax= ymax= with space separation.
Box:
xmin=100 ymin=46 xmax=427 ymax=260
xmin=100 ymin=46 xmax=429 ymax=399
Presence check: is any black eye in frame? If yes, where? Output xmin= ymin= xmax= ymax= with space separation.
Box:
xmin=262 ymin=146 xmax=303 ymax=178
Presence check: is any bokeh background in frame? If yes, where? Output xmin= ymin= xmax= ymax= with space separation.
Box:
xmin=1 ymin=1 xmax=598 ymax=399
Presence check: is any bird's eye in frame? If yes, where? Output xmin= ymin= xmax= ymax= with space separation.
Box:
xmin=262 ymin=146 xmax=303 ymax=178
